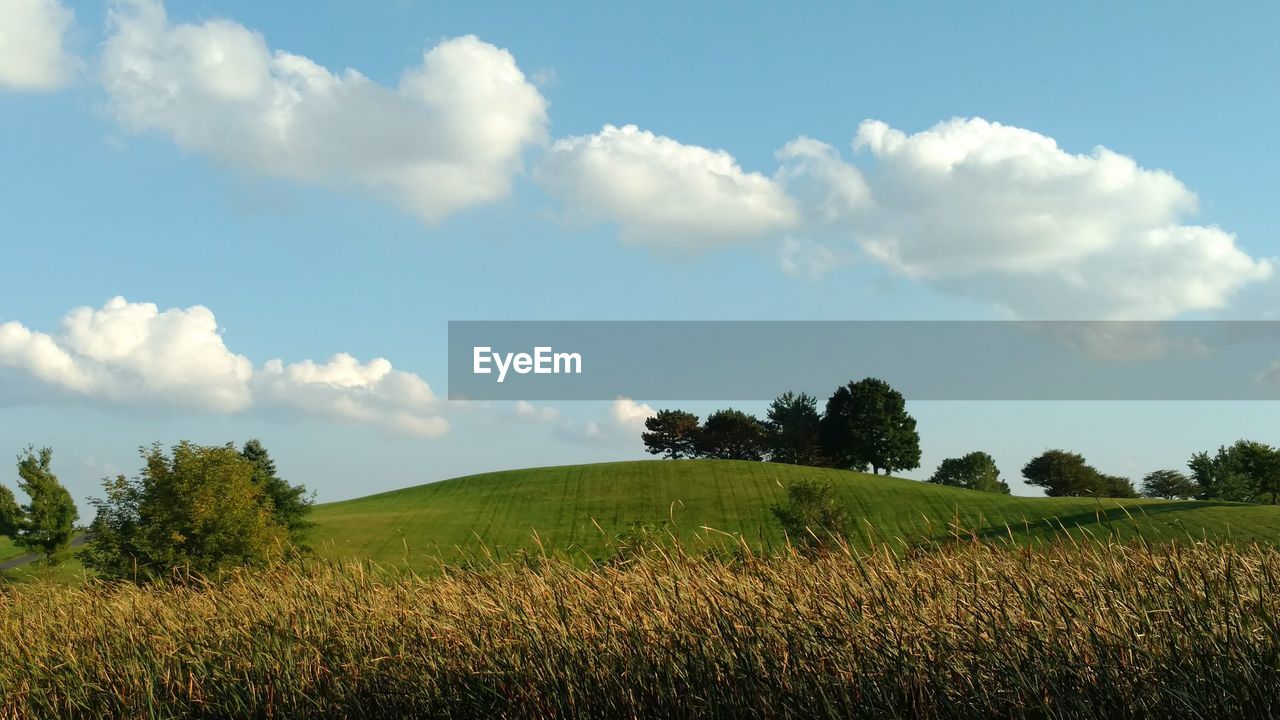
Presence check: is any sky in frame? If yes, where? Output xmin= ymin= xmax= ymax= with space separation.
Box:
xmin=1 ymin=0 xmax=1279 ymax=508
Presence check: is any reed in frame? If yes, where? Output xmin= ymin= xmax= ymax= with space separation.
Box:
xmin=0 ymin=535 xmax=1277 ymax=718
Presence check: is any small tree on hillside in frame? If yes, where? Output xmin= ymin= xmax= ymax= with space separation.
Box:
xmin=764 ymin=392 xmax=825 ymax=466
xmin=1140 ymin=469 xmax=1199 ymax=500
xmin=1021 ymin=450 xmax=1104 ymax=497
xmin=2 ymin=447 xmax=80 ymax=561
xmin=772 ymin=479 xmax=851 ymax=555
xmin=641 ymin=410 xmax=701 ymax=459
xmin=929 ymin=451 xmax=1010 ymax=494
xmin=1099 ymin=473 xmax=1139 ymax=499
xmin=696 ymin=409 xmax=767 ymax=460
xmin=820 ymin=378 xmax=921 ymax=474
xmin=81 ymin=441 xmax=290 ymax=582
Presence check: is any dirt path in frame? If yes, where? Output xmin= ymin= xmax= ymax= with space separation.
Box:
xmin=0 ymin=534 xmax=87 ymax=570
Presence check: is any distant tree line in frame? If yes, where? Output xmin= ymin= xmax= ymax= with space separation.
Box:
xmin=643 ymin=376 xmax=1280 ymax=504
xmin=643 ymin=379 xmax=922 ymax=475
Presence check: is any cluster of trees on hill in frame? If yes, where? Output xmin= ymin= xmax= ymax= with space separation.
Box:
xmin=642 ymin=379 xmax=923 ymax=475
xmin=643 ymin=376 xmax=1280 ymax=504
xmin=1023 ymin=441 xmax=1280 ymax=503
xmin=1 ymin=439 xmax=313 ymax=582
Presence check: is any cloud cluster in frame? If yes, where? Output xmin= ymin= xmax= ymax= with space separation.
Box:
xmin=101 ymin=0 xmax=547 ymax=222
xmin=0 ymin=298 xmax=447 ymax=436
xmin=535 ymin=116 xmax=1270 ymax=319
xmin=0 ymin=0 xmax=77 ymax=90
xmin=536 ymin=124 xmax=799 ymax=250
xmin=781 ymin=118 xmax=1272 ymax=319
xmin=3 ymin=0 xmax=1269 ymax=321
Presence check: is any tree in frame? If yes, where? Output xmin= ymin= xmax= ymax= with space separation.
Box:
xmin=81 ymin=442 xmax=290 ymax=582
xmin=764 ymin=392 xmax=825 ymax=466
xmin=3 ymin=447 xmax=79 ymax=561
xmin=1021 ymin=450 xmax=1111 ymax=497
xmin=771 ymin=479 xmax=851 ymax=555
xmin=1189 ymin=441 xmax=1280 ymax=503
xmin=1140 ymin=469 xmax=1199 ymax=500
xmin=820 ymin=378 xmax=921 ymax=474
xmin=0 ymin=485 xmax=19 ymax=538
xmin=695 ymin=409 xmax=767 ymax=460
xmin=1099 ymin=473 xmax=1139 ymax=499
xmin=641 ymin=410 xmax=701 ymax=459
xmin=928 ymin=451 xmax=1010 ymax=494
xmin=1188 ymin=450 xmax=1252 ymax=502
xmin=240 ymin=439 xmax=313 ymax=542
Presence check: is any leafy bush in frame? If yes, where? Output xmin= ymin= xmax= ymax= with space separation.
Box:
xmin=80 ymin=441 xmax=292 ymax=582
xmin=772 ymin=479 xmax=851 ymax=553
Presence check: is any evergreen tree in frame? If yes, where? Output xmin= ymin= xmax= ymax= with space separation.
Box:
xmin=764 ymin=392 xmax=825 ymax=466
xmin=641 ymin=410 xmax=701 ymax=459
xmin=9 ymin=447 xmax=79 ymax=561
xmin=696 ymin=409 xmax=767 ymax=460
xmin=240 ymin=439 xmax=313 ymax=542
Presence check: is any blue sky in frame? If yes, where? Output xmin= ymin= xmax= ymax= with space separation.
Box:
xmin=2 ymin=0 xmax=1279 ymax=507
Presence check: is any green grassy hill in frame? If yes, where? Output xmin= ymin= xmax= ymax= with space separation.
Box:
xmin=309 ymin=460 xmax=1280 ymax=568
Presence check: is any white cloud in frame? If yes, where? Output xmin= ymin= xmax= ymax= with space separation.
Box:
xmin=0 ymin=0 xmax=78 ymax=90
xmin=610 ymin=396 xmax=654 ymax=426
xmin=0 ymin=297 xmax=253 ymax=411
xmin=0 ymin=298 xmax=448 ymax=437
xmin=101 ymin=0 xmax=547 ymax=223
xmin=777 ymin=117 xmax=1272 ymax=319
xmin=536 ymin=116 xmax=1265 ymax=317
xmin=536 ymin=124 xmax=799 ymax=250
xmin=253 ymin=354 xmax=447 ymax=438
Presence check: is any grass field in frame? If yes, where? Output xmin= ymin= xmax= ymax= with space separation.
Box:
xmin=2 ymin=538 xmax=1277 ymax=718
xmin=309 ymin=459 xmax=1280 ymax=568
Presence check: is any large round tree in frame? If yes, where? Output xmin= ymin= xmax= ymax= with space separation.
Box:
xmin=820 ymin=378 xmax=921 ymax=475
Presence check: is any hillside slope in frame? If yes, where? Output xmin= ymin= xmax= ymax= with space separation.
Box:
xmin=310 ymin=460 xmax=1280 ymax=567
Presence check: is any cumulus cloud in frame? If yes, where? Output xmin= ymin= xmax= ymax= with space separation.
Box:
xmin=536 ymin=124 xmax=799 ymax=250
xmin=101 ymin=0 xmax=547 ymax=223
xmin=252 ymin=354 xmax=447 ymax=438
xmin=0 ymin=0 xmax=78 ymax=90
xmin=610 ymin=396 xmax=654 ymax=426
xmin=775 ymin=117 xmax=1271 ymax=319
xmin=0 ymin=297 xmax=253 ymax=410
xmin=536 ymin=115 xmax=1267 ymax=318
xmin=0 ymin=298 xmax=448 ymax=436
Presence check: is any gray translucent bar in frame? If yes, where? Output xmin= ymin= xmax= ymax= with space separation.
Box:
xmin=447 ymin=321 xmax=1280 ymax=401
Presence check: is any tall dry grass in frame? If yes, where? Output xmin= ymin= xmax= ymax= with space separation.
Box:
xmin=0 ymin=536 xmax=1277 ymax=719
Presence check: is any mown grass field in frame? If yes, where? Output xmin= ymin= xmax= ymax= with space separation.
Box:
xmin=309 ymin=459 xmax=1280 ymax=568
